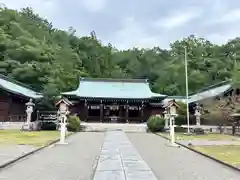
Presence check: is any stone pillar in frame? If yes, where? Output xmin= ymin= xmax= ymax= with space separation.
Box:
xmin=57 ymin=101 xmax=70 ymax=145
xmin=164 ymin=110 xmax=169 ymax=129
xmin=59 ymin=114 xmax=67 ymax=144
xmin=169 ymin=116 xmax=175 ymax=143
xmin=168 ymin=104 xmax=178 ymax=147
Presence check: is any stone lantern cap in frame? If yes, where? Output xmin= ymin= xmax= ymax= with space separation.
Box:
xmin=25 ymin=98 xmax=35 ymax=106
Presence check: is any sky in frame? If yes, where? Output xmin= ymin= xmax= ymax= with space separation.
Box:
xmin=1 ymin=0 xmax=240 ymax=49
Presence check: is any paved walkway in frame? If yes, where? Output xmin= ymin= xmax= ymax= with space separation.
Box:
xmin=128 ymin=133 xmax=240 ymax=180
xmin=0 ymin=132 xmax=104 ymax=180
xmin=0 ymin=145 xmax=37 ymax=167
xmin=1 ymin=131 xmax=240 ymax=180
xmin=93 ymin=131 xmax=157 ymax=180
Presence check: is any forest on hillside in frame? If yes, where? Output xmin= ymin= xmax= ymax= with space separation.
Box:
xmin=0 ymin=7 xmax=240 ymax=100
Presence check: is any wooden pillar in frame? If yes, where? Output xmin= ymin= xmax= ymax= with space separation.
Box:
xmin=100 ymin=100 xmax=103 ymax=122
xmin=141 ymin=101 xmax=144 ymax=123
xmin=119 ymin=105 xmax=122 ymax=123
xmin=84 ymin=99 xmax=88 ymax=122
xmin=126 ymin=100 xmax=129 ymax=123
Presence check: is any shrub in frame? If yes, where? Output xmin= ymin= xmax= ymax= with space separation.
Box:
xmin=194 ymin=127 xmax=205 ymax=135
xmin=66 ymin=115 xmax=81 ymax=132
xmin=147 ymin=116 xmax=165 ymax=132
xmin=175 ymin=126 xmax=186 ymax=132
xmin=175 ymin=115 xmax=186 ymax=126
xmin=41 ymin=122 xmax=57 ymax=130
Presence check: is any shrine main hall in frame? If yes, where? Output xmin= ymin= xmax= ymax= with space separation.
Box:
xmin=62 ymin=78 xmax=167 ymax=123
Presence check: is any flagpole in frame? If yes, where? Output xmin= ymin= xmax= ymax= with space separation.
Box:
xmin=184 ymin=46 xmax=190 ymax=134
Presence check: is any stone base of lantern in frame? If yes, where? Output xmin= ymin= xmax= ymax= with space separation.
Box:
xmin=184 ymin=132 xmax=193 ymax=135
xmin=168 ymin=142 xmax=180 ymax=148
xmin=57 ymin=142 xmax=68 ymax=145
xmin=22 ymin=123 xmax=31 ymax=131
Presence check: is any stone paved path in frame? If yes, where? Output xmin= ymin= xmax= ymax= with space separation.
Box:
xmin=0 ymin=132 xmax=104 ymax=180
xmin=128 ymin=133 xmax=240 ymax=180
xmin=0 ymin=145 xmax=37 ymax=167
xmin=93 ymin=131 xmax=157 ymax=180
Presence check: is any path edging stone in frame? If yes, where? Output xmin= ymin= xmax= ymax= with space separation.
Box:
xmin=0 ymin=132 xmax=74 ymax=169
xmin=155 ymin=133 xmax=240 ymax=172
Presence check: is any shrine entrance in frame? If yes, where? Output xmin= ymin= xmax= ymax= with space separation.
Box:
xmin=84 ymin=101 xmax=146 ymax=123
xmin=104 ymin=104 xmax=120 ymax=123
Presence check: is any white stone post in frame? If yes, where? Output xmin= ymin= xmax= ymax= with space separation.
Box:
xmin=163 ymin=110 xmax=169 ymax=129
xmin=59 ymin=114 xmax=67 ymax=144
xmin=22 ymin=99 xmax=35 ymax=131
xmin=169 ymin=105 xmax=179 ymax=147
xmin=57 ymin=102 xmax=69 ymax=145
xmin=169 ymin=116 xmax=175 ymax=144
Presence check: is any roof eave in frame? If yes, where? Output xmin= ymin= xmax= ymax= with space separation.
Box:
xmin=0 ymin=85 xmax=43 ymax=100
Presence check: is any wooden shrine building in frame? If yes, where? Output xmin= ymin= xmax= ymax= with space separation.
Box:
xmin=62 ymin=78 xmax=167 ymax=123
xmin=0 ymin=74 xmax=42 ymax=122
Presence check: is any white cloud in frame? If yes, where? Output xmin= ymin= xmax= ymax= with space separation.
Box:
xmin=1 ymin=0 xmax=58 ymax=19
xmin=217 ymin=9 xmax=240 ymax=23
xmin=154 ymin=9 xmax=202 ymax=29
xmin=109 ymin=17 xmax=166 ymax=49
xmin=80 ymin=0 xmax=108 ymax=13
xmin=207 ymin=29 xmax=240 ymax=45
xmin=1 ymin=0 xmax=240 ymax=50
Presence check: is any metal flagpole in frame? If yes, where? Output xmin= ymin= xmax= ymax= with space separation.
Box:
xmin=185 ymin=46 xmax=190 ymax=134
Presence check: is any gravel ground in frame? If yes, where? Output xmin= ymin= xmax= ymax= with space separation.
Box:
xmin=127 ymin=133 xmax=240 ymax=180
xmin=0 ymin=132 xmax=105 ymax=180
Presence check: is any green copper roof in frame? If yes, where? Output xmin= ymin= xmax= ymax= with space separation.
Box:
xmin=62 ymin=78 xmax=167 ymax=100
xmin=0 ymin=74 xmax=42 ymax=99
xmin=189 ymin=82 xmax=231 ymax=103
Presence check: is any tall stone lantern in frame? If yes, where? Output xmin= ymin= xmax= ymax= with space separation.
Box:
xmin=194 ymin=102 xmax=203 ymax=126
xmin=56 ymin=98 xmax=72 ymax=144
xmin=22 ymin=98 xmax=35 ymax=131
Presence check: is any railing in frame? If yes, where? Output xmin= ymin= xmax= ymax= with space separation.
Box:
xmin=182 ymin=125 xmax=240 ymax=135
xmin=8 ymin=114 xmax=26 ymax=122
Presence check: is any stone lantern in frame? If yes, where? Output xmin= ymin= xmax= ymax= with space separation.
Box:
xmin=56 ymin=98 xmax=72 ymax=144
xmin=164 ymin=100 xmax=179 ymax=146
xmin=194 ymin=102 xmax=203 ymax=126
xmin=22 ymin=98 xmax=35 ymax=131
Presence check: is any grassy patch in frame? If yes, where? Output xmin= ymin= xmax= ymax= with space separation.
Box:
xmin=159 ymin=132 xmax=240 ymax=141
xmin=193 ymin=145 xmax=240 ymax=167
xmin=0 ymin=130 xmax=66 ymax=147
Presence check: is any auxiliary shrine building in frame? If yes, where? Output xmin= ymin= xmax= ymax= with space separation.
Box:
xmin=0 ymin=74 xmax=42 ymax=122
xmin=62 ymin=78 xmax=167 ymax=123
